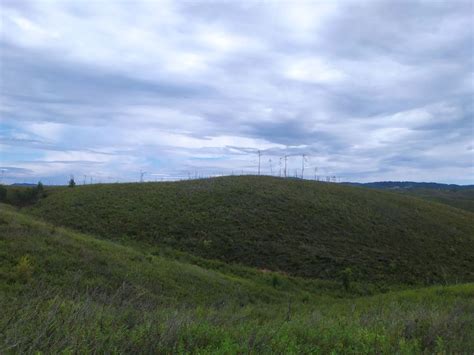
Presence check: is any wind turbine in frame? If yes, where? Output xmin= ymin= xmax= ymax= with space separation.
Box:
xmin=140 ymin=170 xmax=147 ymax=183
xmin=301 ymin=154 xmax=309 ymax=179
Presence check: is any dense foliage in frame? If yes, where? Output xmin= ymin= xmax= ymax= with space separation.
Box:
xmin=2 ymin=182 xmax=46 ymax=206
xmin=0 ymin=185 xmax=6 ymax=202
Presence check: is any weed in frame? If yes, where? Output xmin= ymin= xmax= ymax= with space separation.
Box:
xmin=16 ymin=255 xmax=33 ymax=282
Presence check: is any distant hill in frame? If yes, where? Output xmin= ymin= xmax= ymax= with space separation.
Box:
xmin=346 ymin=181 xmax=474 ymax=212
xmin=346 ymin=181 xmax=474 ymax=190
xmin=24 ymin=176 xmax=474 ymax=285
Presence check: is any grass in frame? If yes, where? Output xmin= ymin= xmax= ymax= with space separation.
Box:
xmin=1 ymin=205 xmax=473 ymax=353
xmin=22 ymin=176 xmax=474 ymax=285
xmin=0 ymin=204 xmax=332 ymax=305
xmin=392 ymin=187 xmax=474 ymax=213
xmin=348 ymin=182 xmax=474 ymax=213
xmin=3 ymin=285 xmax=473 ymax=354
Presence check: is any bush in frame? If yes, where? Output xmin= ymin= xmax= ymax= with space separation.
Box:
xmin=341 ymin=267 xmax=353 ymax=292
xmin=12 ymin=187 xmax=39 ymax=206
xmin=272 ymin=275 xmax=280 ymax=288
xmin=7 ymin=182 xmax=46 ymax=206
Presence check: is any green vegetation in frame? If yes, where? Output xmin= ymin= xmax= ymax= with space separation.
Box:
xmin=350 ymin=181 xmax=474 ymax=213
xmin=394 ymin=188 xmax=474 ymax=213
xmin=2 ymin=177 xmax=473 ymax=352
xmin=0 ymin=185 xmax=6 ymax=202
xmin=26 ymin=176 xmax=474 ymax=285
xmin=2 ymin=182 xmax=47 ymax=207
xmin=1 ymin=205 xmax=473 ymax=353
xmin=341 ymin=267 xmax=353 ymax=292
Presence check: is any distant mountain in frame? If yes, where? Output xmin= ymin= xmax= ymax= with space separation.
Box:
xmin=10 ymin=183 xmax=37 ymax=187
xmin=344 ymin=181 xmax=474 ymax=190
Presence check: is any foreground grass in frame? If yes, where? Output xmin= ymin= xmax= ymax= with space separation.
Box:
xmin=2 ymin=284 xmax=473 ymax=354
xmin=1 ymin=205 xmax=473 ymax=353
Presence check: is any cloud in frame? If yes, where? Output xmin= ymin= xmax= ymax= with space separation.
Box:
xmin=0 ymin=0 xmax=472 ymax=184
xmin=284 ymin=57 xmax=346 ymax=84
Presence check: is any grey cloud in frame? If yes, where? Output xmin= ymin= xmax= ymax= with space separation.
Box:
xmin=1 ymin=44 xmax=215 ymax=106
xmin=0 ymin=166 xmax=35 ymax=176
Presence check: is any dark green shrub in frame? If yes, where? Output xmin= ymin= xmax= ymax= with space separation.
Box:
xmin=12 ymin=187 xmax=39 ymax=206
xmin=0 ymin=185 xmax=6 ymax=202
xmin=37 ymin=181 xmax=44 ymax=194
xmin=341 ymin=267 xmax=353 ymax=292
xmin=272 ymin=275 xmax=280 ymax=288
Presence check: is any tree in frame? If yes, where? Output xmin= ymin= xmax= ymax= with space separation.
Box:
xmin=68 ymin=178 xmax=76 ymax=188
xmin=36 ymin=181 xmax=44 ymax=197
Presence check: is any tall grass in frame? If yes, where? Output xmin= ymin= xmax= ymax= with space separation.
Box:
xmin=2 ymin=284 xmax=473 ymax=353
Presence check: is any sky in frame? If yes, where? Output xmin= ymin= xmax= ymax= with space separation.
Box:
xmin=0 ymin=0 xmax=473 ymax=185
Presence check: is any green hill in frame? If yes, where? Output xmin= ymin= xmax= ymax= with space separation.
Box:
xmin=1 ymin=205 xmax=473 ymax=353
xmin=347 ymin=182 xmax=474 ymax=213
xmin=23 ymin=176 xmax=474 ymax=285
xmin=392 ymin=188 xmax=474 ymax=213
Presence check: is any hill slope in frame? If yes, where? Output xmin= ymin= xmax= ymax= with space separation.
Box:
xmin=0 ymin=204 xmax=335 ymax=306
xmin=346 ymin=181 xmax=474 ymax=212
xmin=25 ymin=176 xmax=474 ymax=285
xmin=394 ymin=188 xmax=474 ymax=213
xmin=1 ymin=205 xmax=473 ymax=353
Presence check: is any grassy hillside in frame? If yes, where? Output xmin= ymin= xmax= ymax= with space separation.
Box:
xmin=1 ymin=204 xmax=336 ymax=306
xmin=25 ymin=176 xmax=474 ymax=285
xmin=347 ymin=182 xmax=474 ymax=213
xmin=394 ymin=188 xmax=474 ymax=213
xmin=1 ymin=205 xmax=473 ymax=353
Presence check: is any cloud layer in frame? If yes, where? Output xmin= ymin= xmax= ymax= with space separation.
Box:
xmin=1 ymin=0 xmax=473 ymax=184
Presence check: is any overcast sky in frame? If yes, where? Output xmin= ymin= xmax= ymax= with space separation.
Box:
xmin=1 ymin=0 xmax=473 ymax=184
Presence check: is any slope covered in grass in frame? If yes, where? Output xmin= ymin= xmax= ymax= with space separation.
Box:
xmin=26 ymin=176 xmax=474 ymax=285
xmin=347 ymin=182 xmax=474 ymax=213
xmin=392 ymin=188 xmax=474 ymax=213
xmin=1 ymin=205 xmax=473 ymax=353
xmin=0 ymin=204 xmax=330 ymax=306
